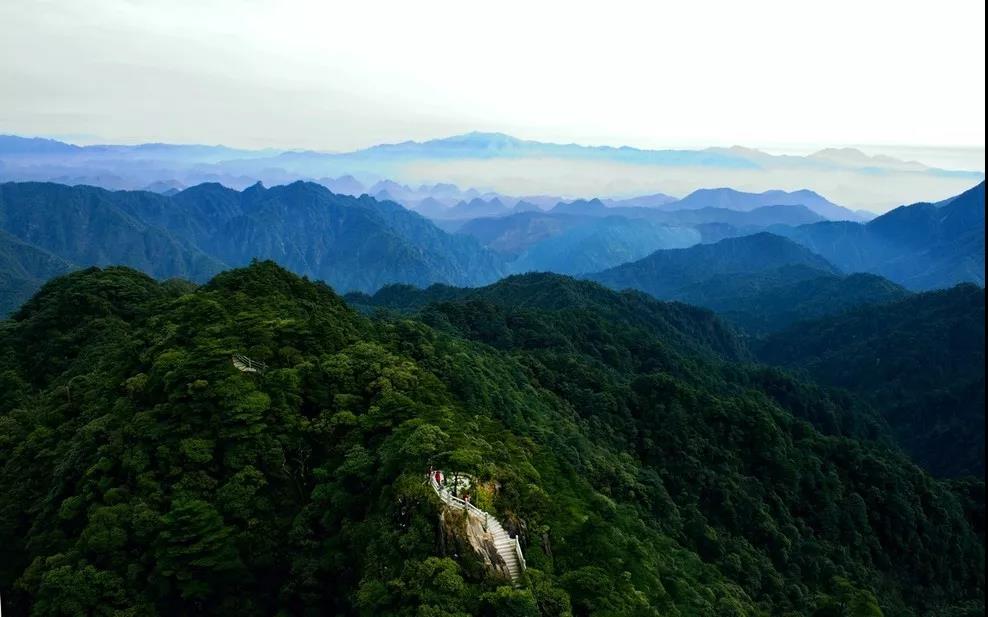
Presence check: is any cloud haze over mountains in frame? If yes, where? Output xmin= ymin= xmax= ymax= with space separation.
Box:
xmin=1 ymin=133 xmax=983 ymax=212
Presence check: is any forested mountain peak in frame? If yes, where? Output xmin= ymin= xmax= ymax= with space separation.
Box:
xmin=1 ymin=262 xmax=983 ymax=615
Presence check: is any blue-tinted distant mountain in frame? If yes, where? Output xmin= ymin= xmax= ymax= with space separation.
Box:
xmin=356 ymin=132 xmax=759 ymax=168
xmin=0 ymin=135 xmax=269 ymax=163
xmin=510 ymin=217 xmax=700 ymax=275
xmin=582 ymin=227 xmax=909 ymax=334
xmin=554 ymin=201 xmax=825 ymax=227
xmin=667 ymin=187 xmax=866 ymax=221
xmin=779 ymin=182 xmax=985 ymax=290
xmin=0 ymin=135 xmax=82 ymax=155
xmin=603 ymin=192 xmax=678 ymax=208
xmin=409 ymin=196 xmax=451 ymax=219
xmin=455 ymin=211 xmax=585 ymax=257
xmin=511 ymin=200 xmax=542 ymax=213
xmin=549 ymin=198 xmax=609 ymax=216
xmin=807 ymin=147 xmax=931 ymax=172
xmin=319 ymin=174 xmax=365 ymax=195
xmin=437 ymin=197 xmax=511 ymax=219
xmin=455 ymin=204 xmax=826 ymax=259
xmin=3 ymin=133 xmax=982 ymax=211
xmin=143 ymin=179 xmax=186 ymax=194
xmin=588 ymin=232 xmax=839 ymax=299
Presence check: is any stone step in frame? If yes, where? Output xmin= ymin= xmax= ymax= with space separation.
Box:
xmin=429 ymin=475 xmax=524 ymax=580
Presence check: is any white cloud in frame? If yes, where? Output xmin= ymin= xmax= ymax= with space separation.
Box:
xmin=1 ymin=0 xmax=984 ymax=154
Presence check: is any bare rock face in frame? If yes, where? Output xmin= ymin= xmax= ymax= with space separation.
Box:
xmin=439 ymin=508 xmax=511 ymax=580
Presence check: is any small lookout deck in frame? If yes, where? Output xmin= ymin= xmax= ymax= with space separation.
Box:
xmin=429 ymin=473 xmax=526 ymax=582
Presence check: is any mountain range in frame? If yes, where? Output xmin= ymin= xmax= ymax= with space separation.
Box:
xmin=0 ymin=181 xmax=507 ymax=313
xmin=1 ymin=180 xmax=984 ymax=322
xmin=581 ymin=182 xmax=985 ymax=308
xmin=777 ymin=181 xmax=985 ymax=290
xmin=2 ymin=133 xmax=983 ymax=212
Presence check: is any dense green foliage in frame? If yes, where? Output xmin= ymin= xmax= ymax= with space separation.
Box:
xmin=759 ymin=284 xmax=986 ymax=478
xmin=1 ymin=263 xmax=982 ymax=616
xmin=674 ymin=266 xmax=910 ymax=336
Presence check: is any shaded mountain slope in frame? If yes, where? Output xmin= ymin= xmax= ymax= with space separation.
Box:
xmin=676 ymin=266 xmax=911 ymax=335
xmin=508 ymin=217 xmax=700 ymax=275
xmin=758 ymin=284 xmax=986 ymax=478
xmin=588 ymin=232 xmax=839 ymax=299
xmin=0 ymin=181 xmax=509 ymax=305
xmin=780 ymin=182 xmax=985 ymax=290
xmin=0 ymin=182 xmax=224 ymax=283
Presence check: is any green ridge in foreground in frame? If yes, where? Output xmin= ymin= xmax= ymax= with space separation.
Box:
xmin=0 ymin=262 xmax=983 ymax=616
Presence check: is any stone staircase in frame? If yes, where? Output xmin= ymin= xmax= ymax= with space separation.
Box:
xmin=486 ymin=517 xmax=523 ymax=582
xmin=430 ymin=475 xmax=525 ymax=582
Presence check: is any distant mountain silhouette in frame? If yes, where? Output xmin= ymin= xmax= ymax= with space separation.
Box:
xmin=319 ymin=174 xmax=365 ymax=195
xmin=602 ymin=193 xmax=678 ymax=208
xmin=668 ymin=187 xmax=866 ymax=221
xmin=439 ymin=197 xmax=511 ymax=219
xmin=455 ymin=204 xmax=826 ymax=265
xmin=584 ymin=231 xmax=910 ymax=333
xmin=5 ymin=133 xmax=981 ymax=212
xmin=549 ymin=198 xmax=609 ymax=216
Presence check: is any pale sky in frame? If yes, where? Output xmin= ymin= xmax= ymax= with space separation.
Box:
xmin=1 ymin=0 xmax=985 ymax=157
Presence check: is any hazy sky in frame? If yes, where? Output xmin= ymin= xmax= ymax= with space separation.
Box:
xmin=1 ymin=0 xmax=985 ymax=159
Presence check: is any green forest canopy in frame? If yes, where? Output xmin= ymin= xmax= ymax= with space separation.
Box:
xmin=0 ymin=262 xmax=983 ymax=616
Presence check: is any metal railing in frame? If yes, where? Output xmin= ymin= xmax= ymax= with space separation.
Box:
xmin=430 ymin=476 xmax=489 ymax=525
xmin=232 ymin=353 xmax=268 ymax=373
xmin=513 ymin=536 xmax=526 ymax=571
